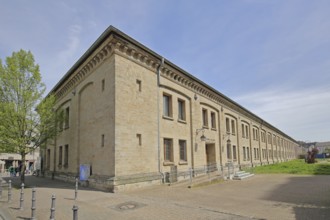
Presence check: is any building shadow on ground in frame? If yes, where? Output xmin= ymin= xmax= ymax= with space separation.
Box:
xmin=262 ymin=175 xmax=330 ymax=220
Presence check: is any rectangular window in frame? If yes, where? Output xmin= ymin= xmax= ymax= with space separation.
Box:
xmin=178 ymin=99 xmax=186 ymax=121
xmin=179 ymin=140 xmax=187 ymax=162
xmin=241 ymin=124 xmax=245 ymax=138
xmin=163 ymin=94 xmax=172 ymax=117
xmin=64 ymin=145 xmax=69 ymax=167
xmin=226 ymin=118 xmax=230 ymax=133
xmin=136 ymin=79 xmax=141 ymax=92
xmin=257 ymin=149 xmax=260 ymax=159
xmin=58 ymin=110 xmax=64 ymax=131
xmin=101 ymin=134 xmax=105 ymax=147
xmin=102 ymin=79 xmax=105 ymax=91
xmin=202 ymin=108 xmax=208 ymax=127
xmin=137 ymin=134 xmax=142 ymax=146
xmin=211 ymin=112 xmax=216 ymax=129
xmin=233 ymin=145 xmax=237 ymax=160
xmin=164 ymin=138 xmax=173 ymax=162
xmin=247 ymin=147 xmax=250 ymax=160
xmin=64 ymin=107 xmax=70 ymax=129
xmin=227 ymin=143 xmax=232 ymax=160
xmin=245 ymin=125 xmax=249 ymax=139
xmin=47 ymin=149 xmax=51 ymax=169
xmin=268 ymin=133 xmax=272 ymax=144
xmin=243 ymin=147 xmax=246 ymax=160
xmin=231 ymin=120 xmax=236 ymax=135
xmin=256 ymin=130 xmax=259 ymax=140
xmin=58 ymin=146 xmax=63 ymax=165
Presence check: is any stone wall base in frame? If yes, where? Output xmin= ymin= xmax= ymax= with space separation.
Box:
xmin=43 ymin=170 xmax=163 ymax=192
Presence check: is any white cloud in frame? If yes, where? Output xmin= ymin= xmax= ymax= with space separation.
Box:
xmin=234 ymin=86 xmax=330 ymax=142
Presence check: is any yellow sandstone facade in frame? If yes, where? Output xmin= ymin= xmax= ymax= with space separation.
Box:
xmin=43 ymin=26 xmax=300 ymax=192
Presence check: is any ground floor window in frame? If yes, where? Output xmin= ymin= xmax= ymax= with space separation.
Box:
xmin=179 ymin=140 xmax=187 ymax=162
xmin=164 ymin=138 xmax=173 ymax=162
xmin=233 ymin=145 xmax=237 ymax=160
xmin=243 ymin=147 xmax=246 ymax=160
xmin=227 ymin=144 xmax=232 ymax=160
xmin=47 ymin=149 xmax=51 ymax=169
xmin=64 ymin=145 xmax=69 ymax=167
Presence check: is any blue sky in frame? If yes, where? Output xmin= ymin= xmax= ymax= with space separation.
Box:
xmin=1 ymin=0 xmax=330 ymax=142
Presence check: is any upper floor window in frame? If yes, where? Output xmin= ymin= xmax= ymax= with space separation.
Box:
xmin=231 ymin=120 xmax=236 ymax=135
xmin=102 ymin=79 xmax=105 ymax=91
xmin=178 ymin=99 xmax=186 ymax=121
xmin=64 ymin=107 xmax=70 ymax=129
xmin=163 ymin=94 xmax=172 ymax=118
xmin=242 ymin=124 xmax=245 ymax=138
xmin=136 ymin=79 xmax=142 ymax=92
xmin=226 ymin=118 xmax=230 ymax=133
xmin=245 ymin=125 xmax=249 ymax=139
xmin=202 ymin=108 xmax=208 ymax=127
xmin=211 ymin=112 xmax=216 ymax=129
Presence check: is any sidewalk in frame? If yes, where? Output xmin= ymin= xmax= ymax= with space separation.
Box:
xmin=1 ymin=174 xmax=330 ymax=219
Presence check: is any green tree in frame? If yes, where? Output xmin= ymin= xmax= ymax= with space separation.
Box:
xmin=0 ymin=49 xmax=60 ymax=183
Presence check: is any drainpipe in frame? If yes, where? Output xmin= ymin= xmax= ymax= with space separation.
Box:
xmin=157 ymin=57 xmax=165 ymax=180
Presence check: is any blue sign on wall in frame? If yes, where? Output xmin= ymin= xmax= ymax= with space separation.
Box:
xmin=79 ymin=164 xmax=90 ymax=181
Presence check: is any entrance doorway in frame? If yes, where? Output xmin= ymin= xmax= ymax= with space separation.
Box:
xmin=205 ymin=144 xmax=216 ymax=172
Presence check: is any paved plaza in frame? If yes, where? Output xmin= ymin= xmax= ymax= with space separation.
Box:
xmin=0 ymin=174 xmax=330 ymax=220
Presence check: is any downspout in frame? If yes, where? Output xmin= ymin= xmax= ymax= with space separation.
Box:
xmin=157 ymin=57 xmax=164 ymax=180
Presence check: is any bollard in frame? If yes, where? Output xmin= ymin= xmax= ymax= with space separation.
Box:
xmin=31 ymin=188 xmax=36 ymax=220
xmin=0 ymin=179 xmax=2 ymax=199
xmin=50 ymin=195 xmax=56 ymax=220
xmin=8 ymin=180 xmax=12 ymax=203
xmin=20 ymin=183 xmax=25 ymax=210
xmin=74 ymin=178 xmax=78 ymax=200
xmin=72 ymin=205 xmax=78 ymax=220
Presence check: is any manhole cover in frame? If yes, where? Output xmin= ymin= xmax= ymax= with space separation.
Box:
xmin=112 ymin=201 xmax=146 ymax=212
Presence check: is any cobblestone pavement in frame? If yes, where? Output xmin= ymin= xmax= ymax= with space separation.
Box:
xmin=0 ymin=174 xmax=330 ymax=220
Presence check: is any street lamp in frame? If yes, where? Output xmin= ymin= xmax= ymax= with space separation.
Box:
xmin=196 ymin=128 xmax=207 ymax=142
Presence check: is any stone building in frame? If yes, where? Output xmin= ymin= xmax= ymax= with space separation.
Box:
xmin=43 ymin=26 xmax=300 ymax=192
xmin=0 ymin=148 xmax=40 ymax=174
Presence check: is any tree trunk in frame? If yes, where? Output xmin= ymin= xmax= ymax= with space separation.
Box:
xmin=20 ymin=153 xmax=26 ymax=184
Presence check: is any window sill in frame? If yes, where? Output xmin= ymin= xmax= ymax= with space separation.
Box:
xmin=162 ymin=115 xmax=174 ymax=121
xmin=177 ymin=119 xmax=187 ymax=124
xmin=211 ymin=127 xmax=217 ymax=131
xmin=163 ymin=161 xmax=174 ymax=166
xmin=179 ymin=161 xmax=188 ymax=165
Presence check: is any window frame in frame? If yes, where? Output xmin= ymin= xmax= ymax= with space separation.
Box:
xmin=64 ymin=145 xmax=69 ymax=167
xmin=178 ymin=99 xmax=186 ymax=121
xmin=163 ymin=94 xmax=173 ymax=118
xmin=164 ymin=138 xmax=174 ymax=163
xmin=202 ymin=108 xmax=208 ymax=128
xmin=210 ymin=111 xmax=216 ymax=129
xmin=58 ymin=146 xmax=63 ymax=166
xmin=179 ymin=140 xmax=187 ymax=162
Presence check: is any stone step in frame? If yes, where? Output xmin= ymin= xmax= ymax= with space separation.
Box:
xmin=233 ymin=171 xmax=254 ymax=180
